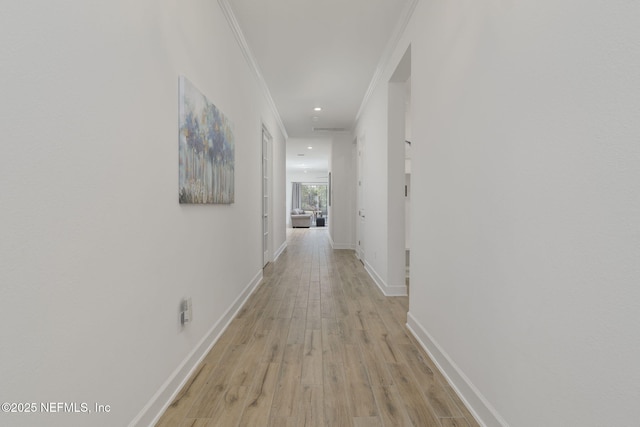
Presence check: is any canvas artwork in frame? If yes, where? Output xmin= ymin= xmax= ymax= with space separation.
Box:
xmin=179 ymin=76 xmax=235 ymax=204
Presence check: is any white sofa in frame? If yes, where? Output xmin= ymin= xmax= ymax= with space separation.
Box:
xmin=291 ymin=209 xmax=312 ymax=228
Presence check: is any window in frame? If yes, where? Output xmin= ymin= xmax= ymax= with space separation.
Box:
xmin=300 ymin=184 xmax=327 ymax=215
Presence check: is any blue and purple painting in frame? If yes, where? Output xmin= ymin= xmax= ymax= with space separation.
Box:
xmin=179 ymin=76 xmax=235 ymax=204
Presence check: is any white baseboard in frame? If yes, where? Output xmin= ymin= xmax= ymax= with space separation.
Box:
xmin=130 ymin=269 xmax=264 ymax=427
xmin=364 ymin=260 xmax=407 ymax=296
xmin=274 ymin=241 xmax=287 ymax=261
xmin=406 ymin=312 xmax=508 ymax=427
xmin=332 ymin=242 xmax=356 ymax=250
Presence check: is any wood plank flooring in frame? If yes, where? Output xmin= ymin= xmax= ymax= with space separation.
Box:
xmin=155 ymin=228 xmax=480 ymax=427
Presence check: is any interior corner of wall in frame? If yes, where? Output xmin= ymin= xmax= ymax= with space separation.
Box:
xmin=406 ymin=313 xmax=508 ymax=427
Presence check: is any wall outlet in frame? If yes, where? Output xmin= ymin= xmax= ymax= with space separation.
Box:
xmin=181 ymin=297 xmax=192 ymax=325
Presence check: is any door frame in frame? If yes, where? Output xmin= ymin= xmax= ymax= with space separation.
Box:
xmin=356 ymin=134 xmax=365 ymax=262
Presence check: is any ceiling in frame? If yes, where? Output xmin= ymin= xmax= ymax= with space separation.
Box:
xmin=226 ymin=0 xmax=411 ymax=172
xmin=286 ymin=137 xmax=332 ymax=177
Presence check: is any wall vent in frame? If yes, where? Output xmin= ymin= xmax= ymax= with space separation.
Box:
xmin=312 ymin=127 xmax=347 ymax=132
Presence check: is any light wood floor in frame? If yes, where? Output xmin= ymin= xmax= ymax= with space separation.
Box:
xmin=155 ymin=228 xmax=480 ymax=427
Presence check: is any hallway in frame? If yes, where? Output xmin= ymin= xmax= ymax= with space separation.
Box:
xmin=156 ymin=229 xmax=479 ymax=427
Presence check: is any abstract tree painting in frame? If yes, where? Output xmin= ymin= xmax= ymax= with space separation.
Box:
xmin=179 ymin=76 xmax=235 ymax=204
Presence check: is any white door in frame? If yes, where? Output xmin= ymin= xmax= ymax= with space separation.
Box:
xmin=262 ymin=127 xmax=271 ymax=267
xmin=356 ymin=135 xmax=365 ymax=261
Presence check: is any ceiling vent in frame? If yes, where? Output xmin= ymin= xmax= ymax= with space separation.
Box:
xmin=312 ymin=127 xmax=347 ymax=132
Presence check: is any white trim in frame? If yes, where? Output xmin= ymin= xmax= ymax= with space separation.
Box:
xmin=217 ymin=0 xmax=288 ymax=139
xmin=274 ymin=241 xmax=287 ymax=261
xmin=332 ymin=243 xmax=356 ymax=250
xmin=364 ymin=261 xmax=407 ymax=296
xmin=355 ymin=0 xmax=419 ymax=122
xmin=406 ymin=312 xmax=509 ymax=427
xmin=130 ymin=269 xmax=264 ymax=427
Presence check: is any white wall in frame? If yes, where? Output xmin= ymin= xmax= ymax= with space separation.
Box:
xmin=329 ymin=135 xmax=356 ymax=249
xmin=354 ymin=52 xmax=410 ymax=295
xmin=387 ymin=81 xmax=408 ymax=295
xmin=0 ymin=1 xmax=285 ymax=426
xmin=271 ymin=128 xmax=287 ymax=259
xmin=355 ymin=88 xmax=390 ymax=290
xmin=356 ymin=0 xmax=640 ymax=426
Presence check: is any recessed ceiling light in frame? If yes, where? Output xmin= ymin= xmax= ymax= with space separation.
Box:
xmin=313 ymin=107 xmax=322 ymax=111
xmin=307 ymin=146 xmax=313 ymax=150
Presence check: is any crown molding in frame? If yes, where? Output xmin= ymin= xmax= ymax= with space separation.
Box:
xmin=218 ymin=0 xmax=289 ymax=139
xmin=355 ymin=0 xmax=419 ymax=123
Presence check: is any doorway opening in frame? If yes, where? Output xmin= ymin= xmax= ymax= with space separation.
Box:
xmin=388 ymin=45 xmax=411 ymax=295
